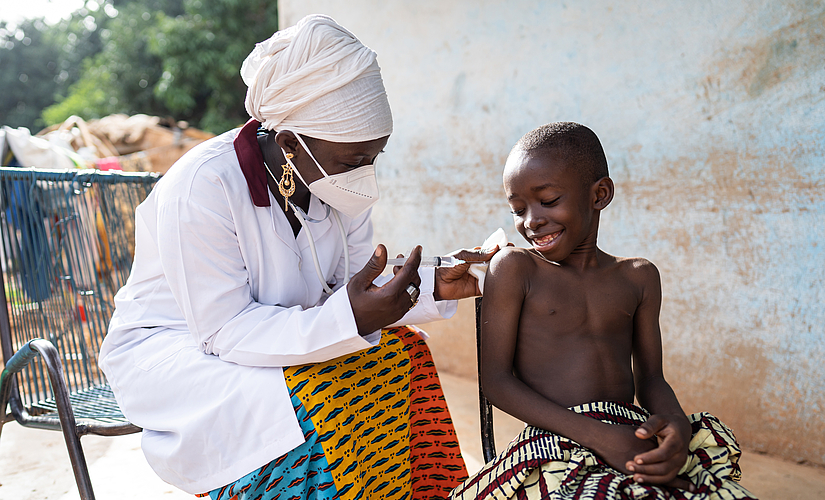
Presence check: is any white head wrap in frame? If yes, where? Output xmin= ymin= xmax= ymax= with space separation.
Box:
xmin=241 ymin=14 xmax=393 ymax=143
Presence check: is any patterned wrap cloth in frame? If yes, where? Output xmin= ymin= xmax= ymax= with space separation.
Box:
xmin=199 ymin=326 xmax=468 ymax=500
xmin=449 ymin=401 xmax=758 ymax=500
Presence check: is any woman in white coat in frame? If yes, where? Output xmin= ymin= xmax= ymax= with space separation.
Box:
xmin=99 ymin=15 xmax=494 ymax=500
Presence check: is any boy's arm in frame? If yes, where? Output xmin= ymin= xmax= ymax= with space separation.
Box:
xmin=627 ymin=259 xmax=692 ymax=485
xmin=480 ymin=249 xmax=655 ymax=471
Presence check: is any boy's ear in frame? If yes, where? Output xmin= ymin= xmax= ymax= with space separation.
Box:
xmin=592 ymin=177 xmax=614 ymax=210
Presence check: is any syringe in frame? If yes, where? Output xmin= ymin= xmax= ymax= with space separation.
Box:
xmin=385 ymin=256 xmax=466 ymax=267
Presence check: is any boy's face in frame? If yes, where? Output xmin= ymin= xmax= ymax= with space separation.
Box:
xmin=503 ymin=150 xmax=603 ymax=262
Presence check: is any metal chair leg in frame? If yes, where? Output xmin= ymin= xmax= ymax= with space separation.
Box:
xmin=4 ymin=339 xmax=96 ymax=500
xmin=0 ymin=359 xmax=15 ymax=441
xmin=475 ymin=297 xmax=496 ymax=463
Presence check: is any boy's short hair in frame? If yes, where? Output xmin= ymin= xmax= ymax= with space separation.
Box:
xmin=513 ymin=122 xmax=609 ymax=185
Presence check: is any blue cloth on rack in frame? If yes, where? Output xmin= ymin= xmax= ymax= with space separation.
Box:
xmin=2 ymin=157 xmax=52 ymax=302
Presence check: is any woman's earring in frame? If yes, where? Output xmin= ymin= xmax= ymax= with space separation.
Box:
xmin=278 ymin=153 xmax=295 ymax=211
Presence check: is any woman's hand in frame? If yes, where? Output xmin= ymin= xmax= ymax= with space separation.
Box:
xmin=433 ymin=246 xmax=500 ymax=301
xmin=347 ymin=244 xmax=422 ymax=335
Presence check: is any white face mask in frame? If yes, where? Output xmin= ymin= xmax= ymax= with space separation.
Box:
xmin=283 ymin=133 xmax=380 ymax=219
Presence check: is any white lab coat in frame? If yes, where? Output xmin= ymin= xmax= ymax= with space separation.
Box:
xmin=98 ymin=124 xmax=456 ymax=494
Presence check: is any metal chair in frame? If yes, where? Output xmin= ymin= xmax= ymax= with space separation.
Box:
xmin=475 ymin=296 xmax=497 ymax=463
xmin=0 ymin=167 xmax=159 ymax=500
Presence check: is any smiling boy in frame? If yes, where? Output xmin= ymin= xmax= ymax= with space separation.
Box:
xmin=450 ymin=123 xmax=757 ymax=499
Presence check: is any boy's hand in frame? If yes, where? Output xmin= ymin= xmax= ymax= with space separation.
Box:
xmin=433 ymin=246 xmax=500 ymax=301
xmin=626 ymin=414 xmax=693 ymax=490
xmin=592 ymin=422 xmax=657 ymax=475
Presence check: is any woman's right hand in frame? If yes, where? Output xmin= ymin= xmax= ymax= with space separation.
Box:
xmin=347 ymin=244 xmax=422 ymax=335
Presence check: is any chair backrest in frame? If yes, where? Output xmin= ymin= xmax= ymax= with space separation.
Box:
xmin=0 ymin=168 xmax=158 ymax=415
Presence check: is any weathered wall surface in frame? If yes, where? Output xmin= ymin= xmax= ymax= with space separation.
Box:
xmin=279 ymin=1 xmax=825 ymax=465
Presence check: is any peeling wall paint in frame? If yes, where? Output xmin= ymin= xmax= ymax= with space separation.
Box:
xmin=280 ymin=1 xmax=825 ymax=466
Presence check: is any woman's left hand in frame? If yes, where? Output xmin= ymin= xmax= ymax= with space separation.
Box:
xmin=433 ymin=246 xmax=500 ymax=301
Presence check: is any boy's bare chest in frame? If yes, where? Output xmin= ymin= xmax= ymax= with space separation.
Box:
xmin=520 ymin=267 xmax=639 ymax=336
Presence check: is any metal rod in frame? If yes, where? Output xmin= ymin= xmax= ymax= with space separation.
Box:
xmin=476 ymin=296 xmax=496 ymax=462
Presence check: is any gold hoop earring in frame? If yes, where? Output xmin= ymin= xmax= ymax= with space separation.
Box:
xmin=277 ymin=153 xmax=295 ymax=211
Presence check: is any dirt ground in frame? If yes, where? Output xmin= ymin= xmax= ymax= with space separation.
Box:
xmin=1 ymin=372 xmax=823 ymax=499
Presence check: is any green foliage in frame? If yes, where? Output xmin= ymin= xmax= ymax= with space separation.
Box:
xmin=41 ymin=60 xmax=118 ymax=124
xmin=150 ymin=0 xmax=279 ymax=132
xmin=0 ymin=5 xmax=112 ymax=131
xmin=0 ymin=19 xmax=63 ymax=131
xmin=43 ymin=3 xmax=171 ymax=124
xmin=3 ymin=0 xmax=277 ymax=135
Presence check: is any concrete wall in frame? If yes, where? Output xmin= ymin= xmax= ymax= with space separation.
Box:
xmin=279 ymin=1 xmax=825 ymax=466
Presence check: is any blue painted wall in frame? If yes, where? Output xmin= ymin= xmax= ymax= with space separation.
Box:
xmin=281 ymin=0 xmax=825 ymax=465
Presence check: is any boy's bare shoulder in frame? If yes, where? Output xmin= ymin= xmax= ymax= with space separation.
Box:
xmin=612 ymin=255 xmax=661 ymax=285
xmin=489 ymin=246 xmax=540 ymax=273
xmin=486 ymin=246 xmax=542 ymax=289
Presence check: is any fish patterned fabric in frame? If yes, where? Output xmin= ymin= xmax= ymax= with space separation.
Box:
xmin=449 ymin=401 xmax=758 ymax=500
xmin=199 ymin=326 xmax=468 ymax=500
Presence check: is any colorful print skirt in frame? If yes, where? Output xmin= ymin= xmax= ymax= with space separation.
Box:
xmin=449 ymin=401 xmax=758 ymax=500
xmin=200 ymin=326 xmax=468 ymax=500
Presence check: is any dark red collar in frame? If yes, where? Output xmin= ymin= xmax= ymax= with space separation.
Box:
xmin=233 ymin=119 xmax=270 ymax=207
